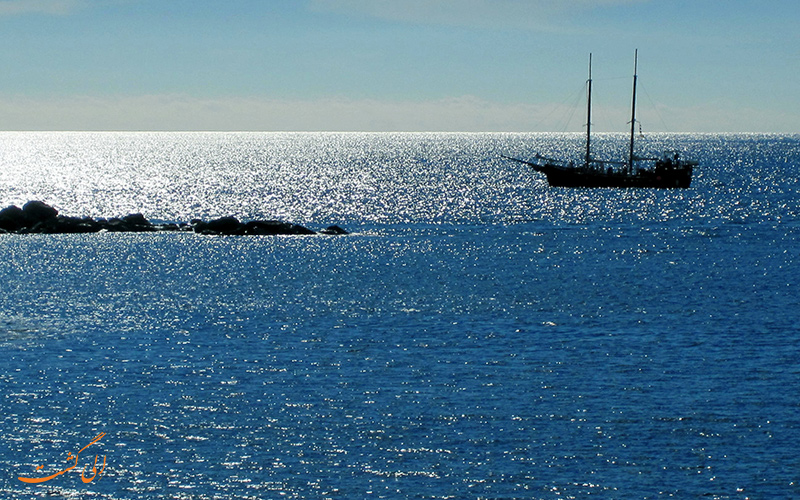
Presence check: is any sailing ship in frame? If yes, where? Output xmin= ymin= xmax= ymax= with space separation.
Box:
xmin=504 ymin=50 xmax=696 ymax=188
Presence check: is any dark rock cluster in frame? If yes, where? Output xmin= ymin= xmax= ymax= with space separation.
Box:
xmin=0 ymin=201 xmax=348 ymax=236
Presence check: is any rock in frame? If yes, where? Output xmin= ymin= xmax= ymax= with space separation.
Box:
xmin=0 ymin=201 xmax=60 ymax=231
xmin=122 ymin=213 xmax=150 ymax=226
xmin=118 ymin=213 xmax=155 ymax=232
xmin=31 ymin=216 xmax=102 ymax=234
xmin=22 ymin=201 xmax=58 ymax=224
xmin=195 ymin=216 xmax=244 ymax=235
xmin=319 ymin=225 xmax=349 ymax=235
xmin=0 ymin=205 xmax=26 ymax=232
xmin=101 ymin=218 xmax=130 ymax=232
xmin=0 ymin=200 xmax=346 ymax=236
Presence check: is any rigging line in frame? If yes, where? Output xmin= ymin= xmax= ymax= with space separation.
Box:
xmin=527 ymin=81 xmax=586 ymax=132
xmin=638 ymin=80 xmax=671 ymax=133
xmin=559 ymin=85 xmax=584 ymax=133
xmin=557 ymin=81 xmax=588 ymax=133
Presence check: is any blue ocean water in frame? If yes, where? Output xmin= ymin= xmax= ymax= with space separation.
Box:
xmin=1 ymin=132 xmax=799 ymax=499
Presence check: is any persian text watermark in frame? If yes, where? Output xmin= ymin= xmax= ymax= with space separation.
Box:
xmin=18 ymin=432 xmax=107 ymax=484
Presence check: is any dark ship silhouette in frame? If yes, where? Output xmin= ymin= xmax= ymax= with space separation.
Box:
xmin=504 ymin=50 xmax=696 ymax=189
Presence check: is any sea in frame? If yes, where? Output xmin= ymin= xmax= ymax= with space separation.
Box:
xmin=1 ymin=132 xmax=798 ymax=499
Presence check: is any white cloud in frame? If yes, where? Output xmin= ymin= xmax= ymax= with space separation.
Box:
xmin=0 ymin=0 xmax=85 ymax=15
xmin=0 ymin=94 xmax=546 ymax=131
xmin=0 ymin=94 xmax=793 ymax=133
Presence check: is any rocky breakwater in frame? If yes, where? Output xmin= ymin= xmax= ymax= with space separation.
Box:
xmin=0 ymin=201 xmax=348 ymax=236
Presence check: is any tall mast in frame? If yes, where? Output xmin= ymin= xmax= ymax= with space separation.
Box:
xmin=585 ymin=53 xmax=592 ymax=168
xmin=628 ymin=49 xmax=638 ymax=174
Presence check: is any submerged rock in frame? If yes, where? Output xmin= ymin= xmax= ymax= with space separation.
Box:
xmin=319 ymin=225 xmax=349 ymax=235
xmin=193 ymin=217 xmax=318 ymax=236
xmin=244 ymin=220 xmax=316 ymax=236
xmin=0 ymin=201 xmax=344 ymax=236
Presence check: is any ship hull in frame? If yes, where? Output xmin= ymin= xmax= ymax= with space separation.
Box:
xmin=540 ymin=164 xmax=692 ymax=189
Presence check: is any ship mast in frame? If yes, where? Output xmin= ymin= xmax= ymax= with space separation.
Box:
xmin=585 ymin=53 xmax=592 ymax=169
xmin=628 ymin=49 xmax=638 ymax=174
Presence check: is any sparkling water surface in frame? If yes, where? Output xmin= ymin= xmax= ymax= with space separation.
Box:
xmin=1 ymin=133 xmax=799 ymax=498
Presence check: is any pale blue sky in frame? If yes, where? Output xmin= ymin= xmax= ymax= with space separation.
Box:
xmin=1 ymin=0 xmax=798 ymax=132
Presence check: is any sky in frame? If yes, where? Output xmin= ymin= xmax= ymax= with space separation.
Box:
xmin=1 ymin=0 xmax=798 ymax=132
